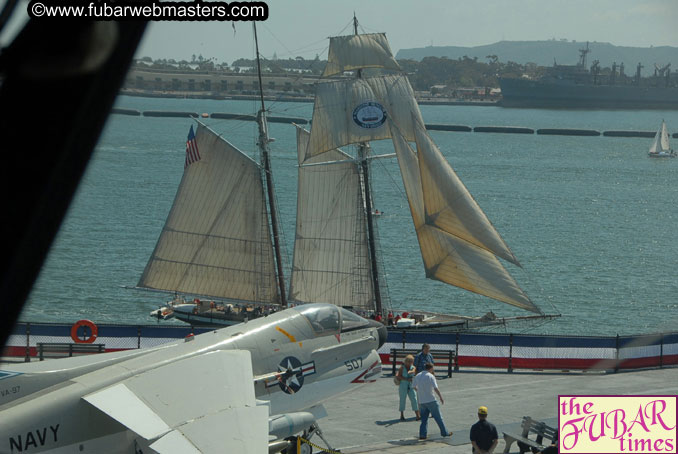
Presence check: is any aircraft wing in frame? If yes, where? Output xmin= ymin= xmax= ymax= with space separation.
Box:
xmin=83 ymin=350 xmax=268 ymax=454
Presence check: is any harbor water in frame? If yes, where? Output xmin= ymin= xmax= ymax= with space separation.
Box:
xmin=20 ymin=95 xmax=678 ymax=336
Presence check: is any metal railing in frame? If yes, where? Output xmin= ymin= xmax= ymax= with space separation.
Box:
xmin=4 ymin=322 xmax=677 ymax=372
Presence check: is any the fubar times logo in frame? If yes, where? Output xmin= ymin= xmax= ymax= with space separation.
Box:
xmin=559 ymin=395 xmax=677 ymax=453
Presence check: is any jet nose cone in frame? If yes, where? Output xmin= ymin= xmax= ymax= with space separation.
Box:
xmin=369 ymin=320 xmax=387 ymax=348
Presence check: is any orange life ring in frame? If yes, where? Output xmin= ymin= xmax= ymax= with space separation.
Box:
xmin=70 ymin=319 xmax=98 ymax=344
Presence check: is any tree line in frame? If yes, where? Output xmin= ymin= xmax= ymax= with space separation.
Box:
xmin=135 ymin=55 xmax=548 ymax=89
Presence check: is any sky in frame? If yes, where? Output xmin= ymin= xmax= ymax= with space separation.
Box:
xmin=133 ymin=0 xmax=678 ymax=64
xmin=0 ymin=0 xmax=675 ymax=63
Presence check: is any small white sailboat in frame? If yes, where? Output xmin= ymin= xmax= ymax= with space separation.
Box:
xmin=648 ymin=120 xmax=675 ymax=158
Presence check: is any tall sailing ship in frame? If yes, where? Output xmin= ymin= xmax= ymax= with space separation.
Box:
xmin=289 ymin=17 xmax=556 ymax=331
xmin=143 ymin=18 xmax=558 ymax=331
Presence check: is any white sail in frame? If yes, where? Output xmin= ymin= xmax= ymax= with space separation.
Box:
xmin=413 ymin=121 xmax=520 ymax=265
xmin=322 ymin=33 xmax=401 ymax=78
xmin=649 ymin=131 xmax=659 ymax=155
xmin=306 ymin=74 xmax=424 ymax=160
xmin=649 ymin=121 xmax=671 ymax=155
xmin=138 ymin=123 xmax=280 ymax=304
xmin=660 ymin=120 xmax=671 ymax=152
xmin=391 ymin=124 xmax=539 ymax=313
xmin=289 ymin=127 xmax=374 ymax=309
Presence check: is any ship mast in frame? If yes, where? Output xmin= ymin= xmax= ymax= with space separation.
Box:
xmin=353 ymin=13 xmax=383 ymax=315
xmin=578 ymin=41 xmax=590 ymax=69
xmin=253 ymin=23 xmax=287 ymax=307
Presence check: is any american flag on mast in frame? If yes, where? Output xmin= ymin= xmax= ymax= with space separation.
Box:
xmin=184 ymin=125 xmax=201 ymax=168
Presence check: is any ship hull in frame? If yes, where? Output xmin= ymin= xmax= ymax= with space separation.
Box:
xmin=499 ymin=78 xmax=678 ymax=109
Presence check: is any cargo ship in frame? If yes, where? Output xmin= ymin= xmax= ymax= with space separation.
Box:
xmin=499 ymin=43 xmax=678 ymax=109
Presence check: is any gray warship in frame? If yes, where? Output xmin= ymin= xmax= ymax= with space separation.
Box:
xmin=499 ymin=43 xmax=678 ymax=109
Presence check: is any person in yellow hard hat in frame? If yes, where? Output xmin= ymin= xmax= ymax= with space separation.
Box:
xmin=470 ymin=406 xmax=498 ymax=454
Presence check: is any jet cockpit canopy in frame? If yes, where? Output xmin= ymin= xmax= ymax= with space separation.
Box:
xmin=298 ymin=304 xmax=370 ymax=336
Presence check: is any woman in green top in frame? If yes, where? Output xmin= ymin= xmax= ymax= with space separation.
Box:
xmin=396 ymin=355 xmax=421 ymax=421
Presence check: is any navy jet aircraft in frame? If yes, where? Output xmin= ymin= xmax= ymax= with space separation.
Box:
xmin=0 ymin=303 xmax=386 ymax=454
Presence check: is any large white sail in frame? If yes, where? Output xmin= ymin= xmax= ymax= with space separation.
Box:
xmin=289 ymin=127 xmax=374 ymax=309
xmin=138 ymin=123 xmax=280 ymax=304
xmin=306 ymin=74 xmax=424 ymax=160
xmin=391 ymin=124 xmax=539 ymax=313
xmin=413 ymin=121 xmax=520 ymax=266
xmin=322 ymin=33 xmax=401 ymax=78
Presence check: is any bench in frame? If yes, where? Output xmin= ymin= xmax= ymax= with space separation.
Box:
xmin=37 ymin=343 xmax=105 ymax=361
xmin=503 ymin=416 xmax=557 ymax=454
xmin=390 ymin=348 xmax=456 ymax=378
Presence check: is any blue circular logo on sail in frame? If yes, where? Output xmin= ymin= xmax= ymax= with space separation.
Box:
xmin=352 ymin=101 xmax=387 ymax=129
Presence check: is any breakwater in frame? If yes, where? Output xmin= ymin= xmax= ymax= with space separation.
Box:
xmin=112 ymin=109 xmax=674 ymax=138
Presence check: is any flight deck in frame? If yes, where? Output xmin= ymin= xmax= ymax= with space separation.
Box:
xmin=322 ymin=367 xmax=678 ymax=453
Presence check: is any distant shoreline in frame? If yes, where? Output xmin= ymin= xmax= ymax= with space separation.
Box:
xmin=119 ymin=89 xmax=500 ymax=107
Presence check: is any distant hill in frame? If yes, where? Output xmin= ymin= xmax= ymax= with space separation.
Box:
xmin=396 ymin=41 xmax=678 ymax=76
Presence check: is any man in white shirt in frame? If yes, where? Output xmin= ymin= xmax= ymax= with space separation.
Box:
xmin=412 ymin=363 xmax=451 ymax=440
